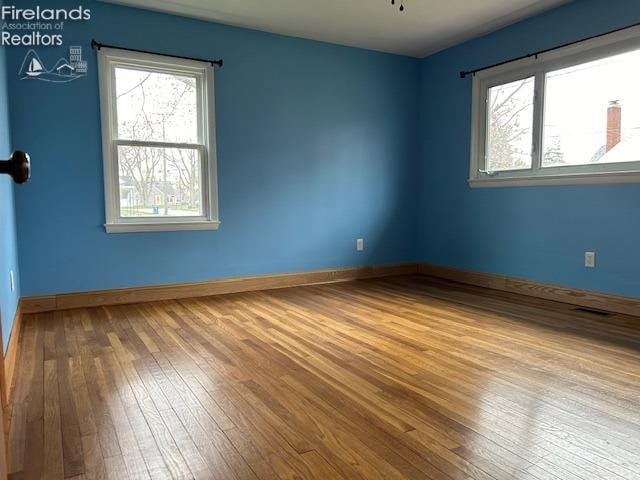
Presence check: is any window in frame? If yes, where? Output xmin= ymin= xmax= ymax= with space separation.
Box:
xmin=470 ymin=26 xmax=640 ymax=187
xmin=98 ymin=48 xmax=219 ymax=232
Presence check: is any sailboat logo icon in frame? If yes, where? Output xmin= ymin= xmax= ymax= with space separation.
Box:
xmin=19 ymin=48 xmax=87 ymax=83
xmin=25 ymin=56 xmax=44 ymax=77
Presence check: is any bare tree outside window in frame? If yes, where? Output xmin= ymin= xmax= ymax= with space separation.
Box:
xmin=542 ymin=135 xmax=566 ymax=166
xmin=115 ymin=68 xmax=202 ymax=217
xmin=486 ymin=77 xmax=534 ymax=172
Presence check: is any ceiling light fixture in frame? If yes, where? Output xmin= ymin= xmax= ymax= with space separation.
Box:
xmin=390 ymin=0 xmax=405 ymax=12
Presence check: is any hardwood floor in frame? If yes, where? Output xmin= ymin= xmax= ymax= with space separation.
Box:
xmin=7 ymin=274 xmax=640 ymax=480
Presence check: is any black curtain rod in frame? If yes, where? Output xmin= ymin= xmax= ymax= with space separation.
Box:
xmin=459 ymin=20 xmax=640 ymax=79
xmin=91 ymin=39 xmax=223 ymax=68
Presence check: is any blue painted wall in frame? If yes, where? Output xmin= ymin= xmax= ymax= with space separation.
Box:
xmin=6 ymin=0 xmax=419 ymax=296
xmin=418 ymin=0 xmax=640 ymax=298
xmin=5 ymin=0 xmax=639 ymax=301
xmin=0 ymin=44 xmax=20 ymax=351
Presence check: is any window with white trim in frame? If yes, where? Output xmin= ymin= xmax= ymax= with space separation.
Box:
xmin=98 ymin=48 xmax=219 ymax=232
xmin=470 ymin=27 xmax=640 ymax=187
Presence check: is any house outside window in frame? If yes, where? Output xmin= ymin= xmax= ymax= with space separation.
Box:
xmin=469 ymin=26 xmax=640 ymax=187
xmin=97 ymin=47 xmax=219 ymax=232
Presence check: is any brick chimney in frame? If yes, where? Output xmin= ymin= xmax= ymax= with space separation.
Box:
xmin=606 ymin=100 xmax=622 ymax=152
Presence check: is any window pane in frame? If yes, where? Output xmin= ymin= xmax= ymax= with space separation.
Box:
xmin=115 ymin=68 xmax=198 ymax=143
xmin=486 ymin=77 xmax=535 ymax=172
xmin=118 ymin=146 xmax=202 ymax=217
xmin=543 ymin=49 xmax=640 ymax=167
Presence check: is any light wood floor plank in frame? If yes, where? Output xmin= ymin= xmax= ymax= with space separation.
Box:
xmin=7 ymin=275 xmax=640 ymax=480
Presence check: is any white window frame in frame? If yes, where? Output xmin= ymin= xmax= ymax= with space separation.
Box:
xmin=98 ymin=47 xmax=220 ymax=232
xmin=470 ymin=25 xmax=640 ymax=188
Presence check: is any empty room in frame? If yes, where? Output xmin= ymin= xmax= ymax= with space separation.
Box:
xmin=0 ymin=0 xmax=639 ymax=478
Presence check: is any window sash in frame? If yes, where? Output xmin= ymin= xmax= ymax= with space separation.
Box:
xmin=470 ymin=25 xmax=640 ymax=187
xmin=483 ymin=75 xmax=536 ymax=173
xmin=111 ymin=64 xmax=204 ymax=145
xmin=114 ymin=139 xmax=204 ymax=150
xmin=112 ymin=142 xmax=209 ymax=224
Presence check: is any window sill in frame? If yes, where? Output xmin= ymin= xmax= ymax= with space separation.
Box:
xmin=469 ymin=171 xmax=640 ymax=188
xmin=105 ymin=220 xmax=221 ymax=233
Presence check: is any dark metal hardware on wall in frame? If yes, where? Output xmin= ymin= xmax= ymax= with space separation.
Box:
xmin=0 ymin=150 xmax=30 ymax=184
xmin=459 ymin=20 xmax=640 ymax=78
xmin=91 ymin=39 xmax=223 ymax=67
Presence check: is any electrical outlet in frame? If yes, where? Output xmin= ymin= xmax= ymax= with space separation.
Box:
xmin=9 ymin=270 xmax=15 ymax=292
xmin=356 ymin=238 xmax=364 ymax=251
xmin=585 ymin=251 xmax=596 ymax=268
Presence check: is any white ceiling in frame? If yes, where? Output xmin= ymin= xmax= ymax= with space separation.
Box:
xmin=102 ymin=0 xmax=569 ymax=58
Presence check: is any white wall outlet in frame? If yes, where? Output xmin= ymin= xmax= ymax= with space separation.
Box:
xmin=356 ymin=238 xmax=364 ymax=251
xmin=585 ymin=251 xmax=596 ymax=268
xmin=9 ymin=270 xmax=15 ymax=292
